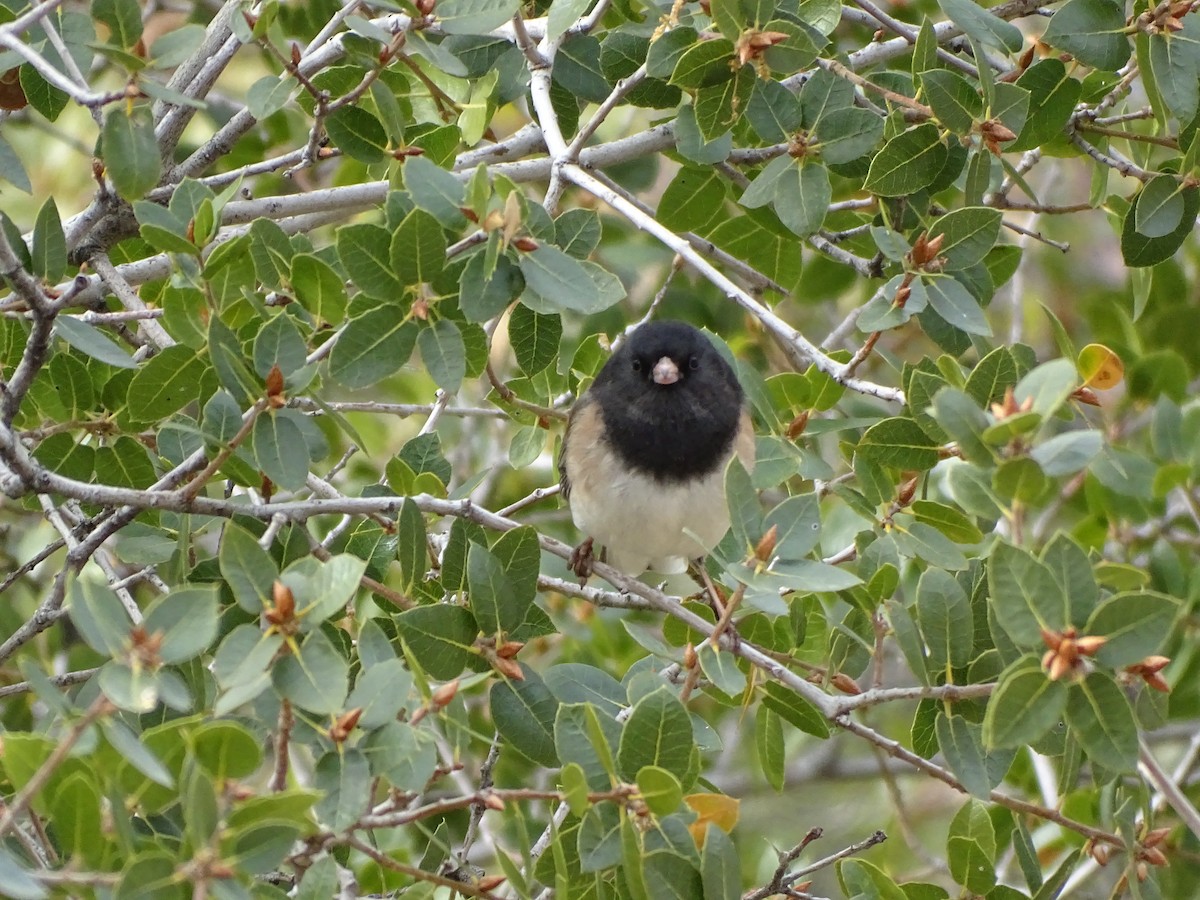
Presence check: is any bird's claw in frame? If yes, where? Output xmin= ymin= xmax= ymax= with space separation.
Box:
xmin=569 ymin=537 xmax=595 ymax=581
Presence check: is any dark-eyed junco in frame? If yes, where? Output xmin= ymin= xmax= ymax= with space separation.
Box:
xmin=559 ymin=320 xmax=755 ymax=577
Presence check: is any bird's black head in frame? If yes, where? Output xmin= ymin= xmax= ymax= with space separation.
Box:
xmin=590 ymin=321 xmax=744 ymax=481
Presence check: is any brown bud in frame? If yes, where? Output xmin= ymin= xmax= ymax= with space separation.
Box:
xmin=831 ymin=672 xmax=862 ymax=695
xmin=896 ymin=474 xmax=919 ymax=507
xmin=269 ymin=581 xmax=295 ymax=623
xmin=785 ymin=410 xmax=810 ymax=440
xmin=1144 ymin=827 xmax=1171 ymax=849
xmin=1075 ymin=635 xmax=1107 ymax=656
xmin=411 ymin=297 xmax=429 ymax=320
xmin=1142 ymin=846 xmax=1169 ymax=867
xmin=683 ymin=643 xmax=698 ymax=669
xmin=754 ymin=524 xmax=778 ymax=563
xmin=392 ymin=146 xmax=425 ymax=158
xmin=496 ymin=640 xmax=524 ymax=659
xmin=431 ymin=679 xmax=459 ymax=709
xmin=330 ymin=707 xmax=363 ymax=742
xmin=483 ymin=793 xmax=506 ymax=811
xmin=291 ymin=42 xmax=302 ymax=66
xmin=1041 ymin=627 xmax=1064 ymax=651
xmin=1139 ymin=655 xmax=1171 ymax=674
xmin=265 ymin=363 xmax=285 ymax=406
xmin=1137 ymin=861 xmax=1149 ymax=882
xmin=513 ymin=237 xmax=539 ymax=252
xmin=1091 ymin=842 xmax=1111 ymax=866
xmin=261 ymin=474 xmax=274 ymax=502
xmin=493 ymin=656 xmax=525 ymax=679
xmin=893 ymin=284 xmax=912 ymax=308
xmin=415 ymin=0 xmax=436 ymax=16
xmin=1071 ymin=386 xmax=1101 ymax=407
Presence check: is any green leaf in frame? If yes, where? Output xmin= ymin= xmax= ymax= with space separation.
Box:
xmin=547 ymin=0 xmax=594 ymax=40
xmin=746 ymin=77 xmax=804 ymax=143
xmin=31 ymin=197 xmax=66 ymax=282
xmin=329 ymin=308 xmax=416 ymax=389
xmin=637 ymin=765 xmax=683 ymax=816
xmin=617 ymin=687 xmax=694 ymax=781
xmin=468 ymin=541 xmax=523 ymax=635
xmin=102 ymin=104 xmax=161 ymax=200
xmin=403 ymin=155 xmax=469 ymax=229
xmin=702 ymin=823 xmax=741 ymax=900
xmin=349 ymin=658 xmax=413 ymax=728
xmin=272 ymin=629 xmax=350 ymax=714
xmin=292 ymin=253 xmax=348 ymax=326
xmin=220 ymin=523 xmax=279 ymax=613
xmin=760 ymin=682 xmax=830 ymax=737
xmin=51 ymin=771 xmax=102 ymax=867
xmin=391 ymin=208 xmax=447 ymax=285
xmin=314 ymin=748 xmax=370 ymax=831
xmin=1030 ymin=430 xmax=1103 ymax=476
xmin=694 ymin=66 xmax=756 ymax=141
xmin=756 ymin=706 xmax=785 ymax=791
xmin=1085 ymin=591 xmax=1180 ymax=668
xmin=1147 ymin=18 xmax=1200 ymax=122
xmin=520 ymin=245 xmax=603 ymax=312
xmin=660 ymin=167 xmax=727 ymax=232
xmin=963 ymin=347 xmax=1018 ymax=407
xmin=939 ymin=0 xmax=1023 ymax=51
xmin=856 ymin=416 xmax=940 ymax=470
xmin=69 ymin=580 xmax=130 ymax=656
xmin=697 ymin=643 xmax=746 ymax=696
xmin=1064 ymin=672 xmax=1138 ymax=772
xmin=916 ymin=568 xmax=973 ymax=671
xmin=509 ymin=305 xmax=561 ymax=376
xmin=774 ymin=161 xmax=831 ymax=237
xmin=193 ymin=721 xmax=263 ymax=779
xmin=1135 ymin=174 xmax=1186 ymax=238
xmin=103 ymin=719 xmax=174 ymax=787
xmin=144 ymin=586 xmax=219 ymax=663
xmin=253 ymin=314 xmax=307 ymax=380
xmin=324 ymin=105 xmax=389 ymax=162
xmin=337 ymin=223 xmax=403 ymax=300
xmin=94 ymin=0 xmax=143 ymax=48
xmin=982 ymin=655 xmax=1067 ymax=748
xmin=863 ymin=123 xmax=948 ymax=197
xmin=988 ymin=541 xmax=1068 ymax=647
xmin=921 ymin=69 xmax=982 ymax=135
xmin=1042 ymin=0 xmax=1131 ymax=70
xmin=670 ymin=39 xmax=736 ymax=89
xmin=579 ymin=802 xmax=623 ymax=872
xmin=437 ymin=0 xmax=522 ymax=33
xmin=418 ymin=319 xmax=466 ymax=392
xmin=1010 ymin=59 xmax=1081 ymax=151
xmin=54 ymin=317 xmax=137 ymax=369
xmin=947 ymin=798 xmax=997 ymax=893
xmin=127 ymin=345 xmax=208 ymax=422
xmin=924 ymin=275 xmax=991 ymax=336
xmin=814 ymin=106 xmax=884 ymax=164
xmin=396 ymin=604 xmax=478 ymax=680
xmin=246 ymin=75 xmax=295 ymax=120
xmin=252 ymin=411 xmax=309 ymax=491
xmin=491 ymin=664 xmax=560 ymax=766
xmin=930 ymin=206 xmax=1003 ymax=270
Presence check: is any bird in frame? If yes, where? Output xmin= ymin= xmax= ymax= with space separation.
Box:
xmin=558 ymin=320 xmax=755 ymax=577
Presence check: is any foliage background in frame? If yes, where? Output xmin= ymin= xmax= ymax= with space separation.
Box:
xmin=0 ymin=0 xmax=1198 ymax=897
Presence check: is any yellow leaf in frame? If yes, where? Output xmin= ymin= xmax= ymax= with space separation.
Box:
xmin=1077 ymin=343 xmax=1123 ymax=390
xmin=685 ymin=793 xmax=740 ymax=846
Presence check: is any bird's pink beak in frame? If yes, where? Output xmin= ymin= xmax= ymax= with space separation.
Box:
xmin=652 ymin=357 xmax=680 ymax=385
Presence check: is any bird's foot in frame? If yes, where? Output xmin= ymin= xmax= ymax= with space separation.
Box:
xmin=569 ymin=537 xmax=595 ymax=582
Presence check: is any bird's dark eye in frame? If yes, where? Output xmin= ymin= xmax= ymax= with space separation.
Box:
xmin=688 ymin=356 xmax=700 ymax=370
xmin=631 ymin=358 xmax=642 ymax=373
